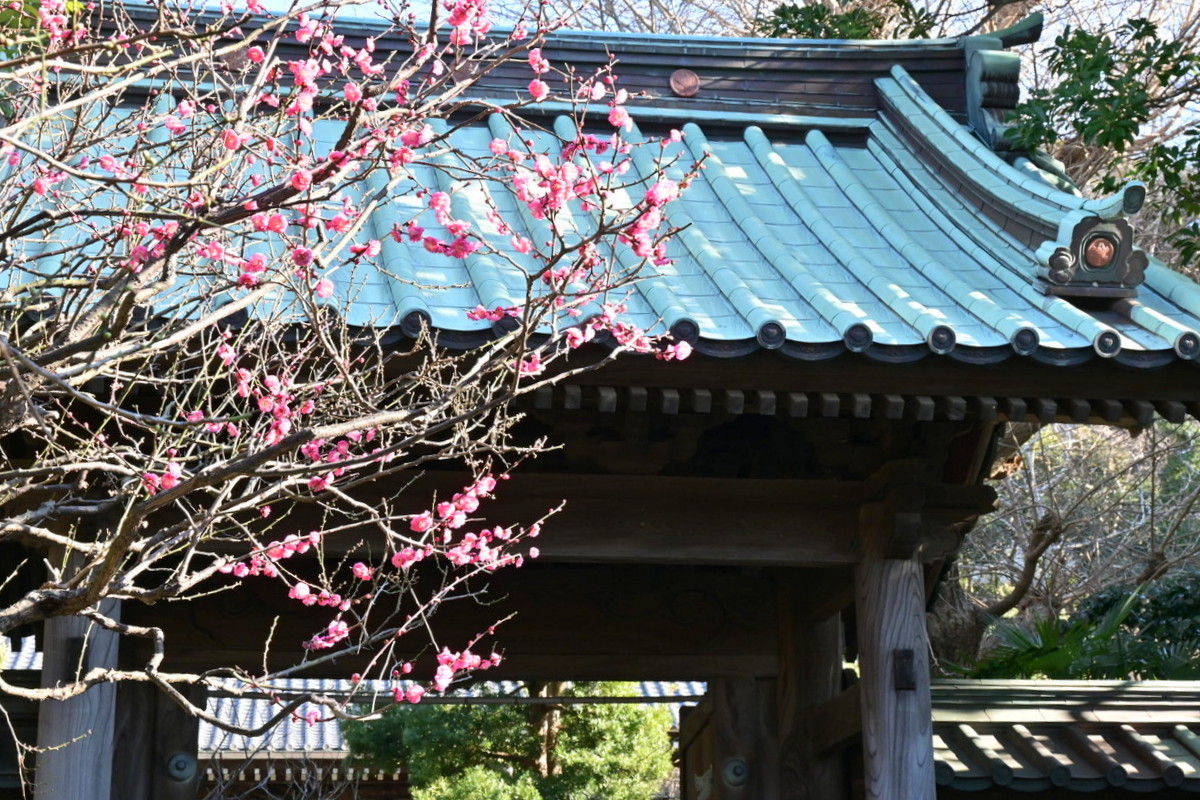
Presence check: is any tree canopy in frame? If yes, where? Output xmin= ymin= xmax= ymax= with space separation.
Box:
xmin=345 ymin=681 xmax=675 ymax=800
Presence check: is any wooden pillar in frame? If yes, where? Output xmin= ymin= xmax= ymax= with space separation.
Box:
xmin=854 ymin=499 xmax=935 ymax=800
xmin=34 ymin=601 xmax=119 ymax=800
xmin=777 ymin=582 xmax=846 ymax=800
xmin=708 ymin=677 xmax=779 ymax=799
xmin=111 ymin=683 xmax=204 ymax=800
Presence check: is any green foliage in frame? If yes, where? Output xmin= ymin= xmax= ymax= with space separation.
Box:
xmin=966 ymin=580 xmax=1200 ymax=680
xmin=755 ymin=1 xmax=934 ymax=40
xmin=417 ymin=766 xmax=543 ymax=800
xmin=1074 ymin=570 xmax=1200 ymax=672
xmin=1006 ymin=19 xmax=1200 ymax=268
xmin=345 ymin=682 xmax=674 ymax=800
xmin=1008 ymin=20 xmax=1194 ymax=154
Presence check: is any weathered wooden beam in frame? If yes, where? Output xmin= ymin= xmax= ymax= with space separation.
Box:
xmin=661 ymin=388 xmax=680 ymax=414
xmin=855 ymin=507 xmax=936 ymax=800
xmin=1001 ymin=397 xmax=1027 ymax=422
xmin=1156 ymin=400 xmax=1187 ymax=424
xmin=290 ymin=474 xmax=868 ymax=564
xmin=1095 ymin=399 xmax=1124 ymax=423
xmin=788 ymin=392 xmax=809 ymax=417
xmin=268 ymin=472 xmax=991 ymax=567
xmin=35 ymin=600 xmax=120 ymax=800
xmin=1129 ymin=400 xmax=1155 ymax=427
xmin=579 ymin=349 xmax=1200 ymax=405
xmin=756 ymin=390 xmax=777 ymax=416
xmin=810 ymin=682 xmax=862 ymax=757
xmin=779 ymin=584 xmax=847 ymax=799
xmin=1032 ymin=398 xmax=1057 ymax=423
xmin=709 ymin=678 xmax=779 ymax=799
xmin=111 ymin=684 xmax=203 ymax=800
xmin=125 ymin=564 xmax=783 ymax=681
xmin=880 ymin=394 xmax=904 ymax=419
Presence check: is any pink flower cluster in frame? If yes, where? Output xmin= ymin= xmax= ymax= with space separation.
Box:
xmin=444 ymin=0 xmax=491 ymax=45
xmin=391 ymin=476 xmax=497 ymax=570
xmin=305 ymin=618 xmax=350 ymax=650
xmin=142 ymin=461 xmax=183 ymax=494
xmin=288 ymin=580 xmax=350 ymax=611
xmin=466 ymin=304 xmax=520 ymax=322
xmin=433 ymin=646 xmax=501 ymax=691
xmin=511 ymin=155 xmax=597 ymax=221
xmin=221 ymin=531 xmax=322 ymax=580
xmin=300 ymin=428 xmax=378 ymax=494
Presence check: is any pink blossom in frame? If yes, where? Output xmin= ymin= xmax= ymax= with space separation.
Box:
xmin=344 ymin=82 xmax=363 ymax=104
xmin=247 ymin=46 xmax=265 ymax=63
xmin=518 ymin=354 xmax=543 ymax=375
xmin=410 ymin=511 xmax=434 ymax=532
xmin=528 ymin=79 xmax=549 ymax=101
xmin=645 ymin=179 xmax=679 ymax=207
xmin=351 ymin=562 xmax=373 ymax=580
xmin=294 ymin=13 xmax=320 ymax=42
xmin=314 ymin=277 xmax=334 ymax=298
xmin=391 ymin=548 xmax=422 ymax=570
xmin=289 ymin=582 xmax=312 ymax=601
xmin=433 ymin=663 xmax=454 ymax=691
xmin=405 ymin=684 xmax=426 ymax=704
xmin=291 ymin=247 xmax=314 ymax=267
xmin=306 ymin=619 xmax=349 ymax=650
xmin=657 ymin=340 xmax=693 ymax=361
xmin=159 ymin=462 xmax=183 ymax=491
xmin=221 ymin=128 xmax=242 ymax=151
xmin=349 ymin=240 xmax=381 ymax=258
xmin=489 ymin=138 xmax=508 ymax=156
xmin=290 ymin=169 xmax=312 ymax=191
xmin=608 ymin=105 xmax=632 ymax=131
xmin=528 ymin=48 xmax=549 ymax=74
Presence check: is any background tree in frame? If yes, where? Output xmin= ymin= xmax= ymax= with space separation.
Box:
xmin=345 ymin=681 xmax=675 ymax=800
xmin=0 ymin=0 xmax=692 ymax=747
xmin=926 ymin=422 xmax=1200 ymax=668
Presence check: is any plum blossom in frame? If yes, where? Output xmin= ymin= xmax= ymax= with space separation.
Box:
xmin=528 ymin=79 xmax=549 ymax=101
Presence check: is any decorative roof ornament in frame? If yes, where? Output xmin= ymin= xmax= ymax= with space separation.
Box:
xmin=960 ymin=15 xmax=1153 ymax=302
xmin=1037 ymin=214 xmax=1150 ymax=299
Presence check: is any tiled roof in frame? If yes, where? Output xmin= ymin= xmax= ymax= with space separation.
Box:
xmin=280 ymin=29 xmax=1199 ymax=370
xmin=932 ymin=680 xmax=1200 ymax=793
xmin=9 ymin=18 xmax=1200 ymax=369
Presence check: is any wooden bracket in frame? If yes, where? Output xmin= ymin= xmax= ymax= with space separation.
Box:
xmin=808 ymin=683 xmax=863 ymax=756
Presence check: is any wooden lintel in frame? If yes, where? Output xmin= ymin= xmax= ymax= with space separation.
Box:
xmin=810 ymin=682 xmax=862 ymax=756
xmin=569 ymin=350 xmax=1200 ymax=407
xmin=124 ymin=564 xmax=783 ymax=681
xmin=283 ymin=473 xmax=877 ymax=566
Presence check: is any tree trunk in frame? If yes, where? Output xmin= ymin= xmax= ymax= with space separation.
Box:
xmin=926 ymin=563 xmax=988 ymax=674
